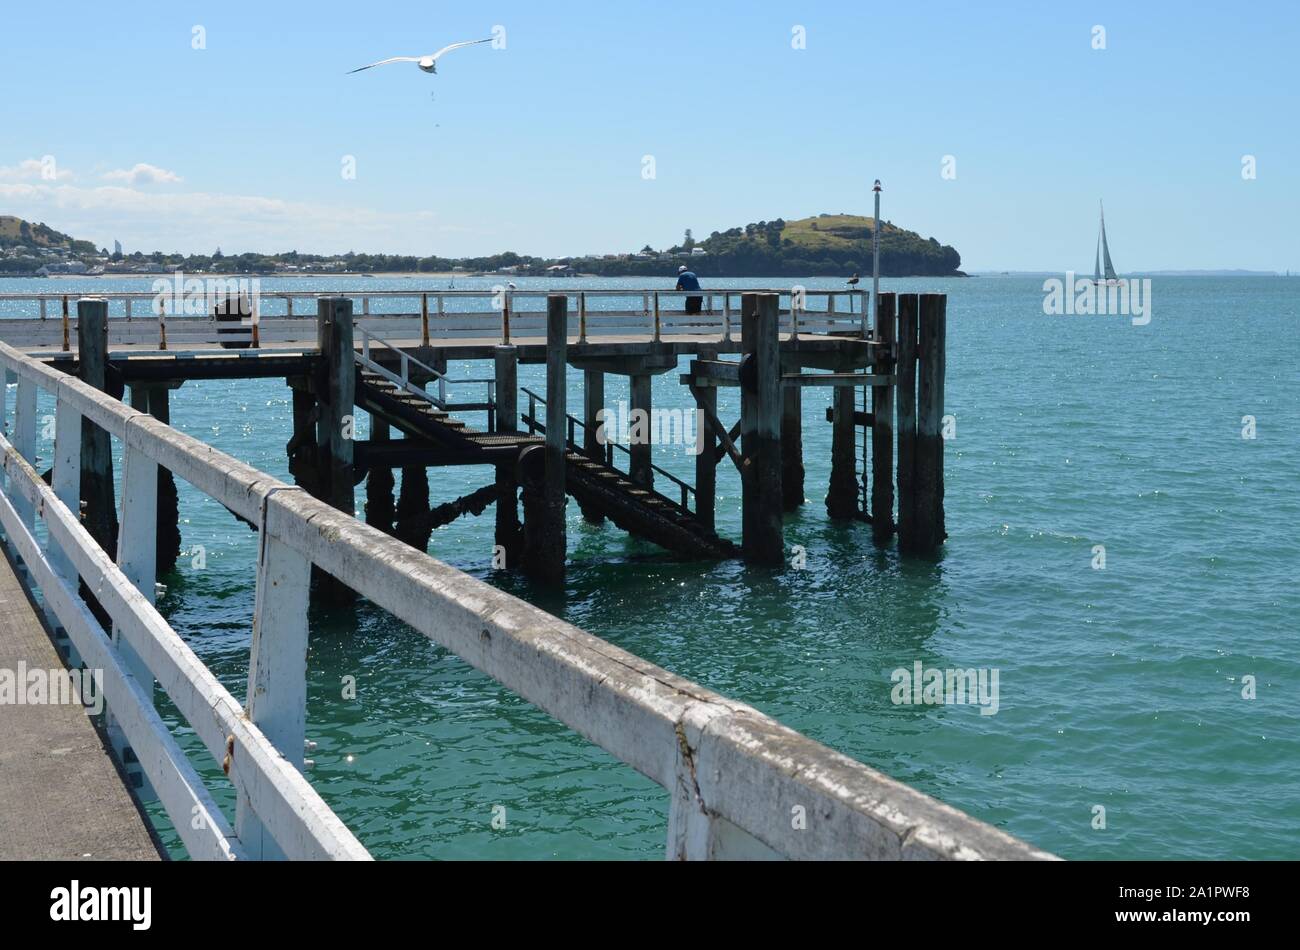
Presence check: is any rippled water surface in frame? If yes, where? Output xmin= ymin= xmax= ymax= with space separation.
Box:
xmin=4 ymin=274 xmax=1296 ymax=859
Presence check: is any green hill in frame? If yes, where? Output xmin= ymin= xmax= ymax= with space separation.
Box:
xmin=695 ymin=213 xmax=961 ymax=277
xmin=0 ymin=215 xmax=97 ymax=253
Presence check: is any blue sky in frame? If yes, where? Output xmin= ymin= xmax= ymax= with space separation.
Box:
xmin=1 ymin=0 xmax=1296 ymax=270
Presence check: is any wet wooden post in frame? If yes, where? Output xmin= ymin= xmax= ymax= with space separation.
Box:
xmin=581 ymin=368 xmax=605 ymax=524
xmin=910 ymin=293 xmax=947 ymax=553
xmin=693 ymin=346 xmax=717 ymax=532
xmin=523 ymin=296 xmax=567 ymax=584
xmin=494 ymin=345 xmax=523 ymax=563
xmin=365 ymin=415 xmax=395 ymax=535
xmin=629 ymin=374 xmax=653 ymax=487
xmin=129 ymin=384 xmax=182 ymax=574
xmin=781 ymin=361 xmax=804 ymax=511
xmin=895 ymin=294 xmax=920 ymax=548
xmin=78 ymin=297 xmax=118 ymax=558
xmin=287 ymin=384 xmax=320 ymax=498
xmin=827 ymin=384 xmax=858 ymax=520
xmin=741 ymin=293 xmax=783 ymax=565
xmin=871 ymin=292 xmax=897 ymax=543
xmin=315 ymin=296 xmax=355 ymax=602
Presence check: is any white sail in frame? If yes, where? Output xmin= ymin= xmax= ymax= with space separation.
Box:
xmin=1099 ymin=202 xmax=1117 ymax=280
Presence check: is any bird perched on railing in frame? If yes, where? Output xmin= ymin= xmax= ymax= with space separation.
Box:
xmin=847 ymin=273 xmax=860 ymax=288
xmin=348 ymin=38 xmax=492 ymax=75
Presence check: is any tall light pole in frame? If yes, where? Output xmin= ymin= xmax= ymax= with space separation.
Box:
xmin=871 ymin=179 xmax=882 ymax=339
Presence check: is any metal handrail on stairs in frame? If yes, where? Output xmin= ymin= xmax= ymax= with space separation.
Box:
xmin=355 ymin=325 xmax=495 ymax=415
xmin=520 ymin=387 xmax=697 ymax=514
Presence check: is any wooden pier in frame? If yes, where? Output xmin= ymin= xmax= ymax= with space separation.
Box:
xmin=0 ymin=288 xmax=1019 ymax=861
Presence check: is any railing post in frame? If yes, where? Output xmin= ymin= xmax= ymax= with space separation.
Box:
xmin=61 ymin=295 xmax=70 ymax=351
xmin=578 ymin=292 xmax=587 ymax=344
xmin=236 ymin=493 xmax=312 ymax=860
xmin=421 ymin=293 xmax=430 ymax=346
xmin=722 ymin=294 xmax=732 ymax=343
xmin=112 ymin=397 xmax=160 ymax=799
xmin=39 ymin=298 xmax=47 ymax=321
xmin=501 ymin=291 xmax=512 ymax=344
xmin=11 ymin=377 xmax=37 ymax=531
xmin=653 ymin=292 xmax=661 ymax=343
xmin=48 ymin=396 xmax=82 ymax=581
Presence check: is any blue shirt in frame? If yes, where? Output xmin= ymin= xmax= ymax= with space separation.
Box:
xmin=676 ymin=271 xmax=701 ymax=292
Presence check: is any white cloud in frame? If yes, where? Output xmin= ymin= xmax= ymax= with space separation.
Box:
xmin=101 ymin=163 xmax=184 ymax=186
xmin=0 ymin=179 xmax=442 ymax=255
xmin=0 ymin=157 xmax=73 ymax=183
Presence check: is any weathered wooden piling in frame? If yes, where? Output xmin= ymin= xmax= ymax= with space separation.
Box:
xmin=740 ymin=293 xmax=783 ymax=565
xmin=127 ymin=383 xmax=182 ymax=574
xmin=871 ymin=292 xmax=896 ymax=543
xmin=693 ymin=346 xmax=718 ymax=532
xmin=895 ymin=294 xmax=919 ymax=546
xmin=287 ymin=383 xmax=320 ymax=497
xmin=394 ymin=459 xmax=432 ymax=550
xmin=77 ymin=298 xmax=118 ymax=558
xmin=493 ymin=345 xmax=524 ymax=563
xmin=629 ymin=373 xmax=653 ymax=488
xmin=827 ymin=383 xmax=859 ymax=520
xmin=908 ymin=293 xmax=947 ymax=553
xmin=365 ymin=415 xmax=396 ymax=534
xmin=580 ymin=368 xmax=606 ymax=524
xmin=781 ymin=365 xmax=804 ymax=511
xmin=314 ymin=297 xmax=356 ymax=601
xmin=521 ymin=295 xmax=567 ymax=584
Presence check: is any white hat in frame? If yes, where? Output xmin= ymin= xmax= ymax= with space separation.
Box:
xmin=678 ymin=265 xmax=688 ymax=273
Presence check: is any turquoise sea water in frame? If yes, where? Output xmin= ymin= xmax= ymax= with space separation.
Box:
xmin=3 ymin=274 xmax=1297 ymax=860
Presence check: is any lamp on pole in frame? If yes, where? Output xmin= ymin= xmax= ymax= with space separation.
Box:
xmin=870 ymin=179 xmax=882 ymax=339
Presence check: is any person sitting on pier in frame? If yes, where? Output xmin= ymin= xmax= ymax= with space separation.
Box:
xmin=676 ymin=264 xmax=703 ymax=314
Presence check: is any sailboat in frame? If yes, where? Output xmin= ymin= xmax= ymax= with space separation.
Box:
xmin=1091 ymin=201 xmax=1125 ymax=285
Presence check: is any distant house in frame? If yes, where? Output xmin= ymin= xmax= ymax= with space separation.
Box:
xmin=690 ymin=247 xmax=708 ymax=256
xmin=36 ymin=260 xmax=89 ymax=276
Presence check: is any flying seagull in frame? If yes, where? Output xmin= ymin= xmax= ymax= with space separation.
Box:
xmin=348 ymin=38 xmax=492 ymax=75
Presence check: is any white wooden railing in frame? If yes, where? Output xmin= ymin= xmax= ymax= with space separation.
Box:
xmin=0 ymin=288 xmax=871 ymax=351
xmin=0 ymin=339 xmax=1051 ymax=861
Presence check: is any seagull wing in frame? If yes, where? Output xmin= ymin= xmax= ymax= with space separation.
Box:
xmin=428 ymin=38 xmax=493 ymax=61
xmin=348 ymin=56 xmax=420 ymax=74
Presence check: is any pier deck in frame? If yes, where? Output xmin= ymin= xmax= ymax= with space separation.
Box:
xmin=0 ymin=545 xmax=161 ymax=860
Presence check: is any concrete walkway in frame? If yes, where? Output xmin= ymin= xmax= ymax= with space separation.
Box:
xmin=0 ymin=546 xmax=160 ymax=860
